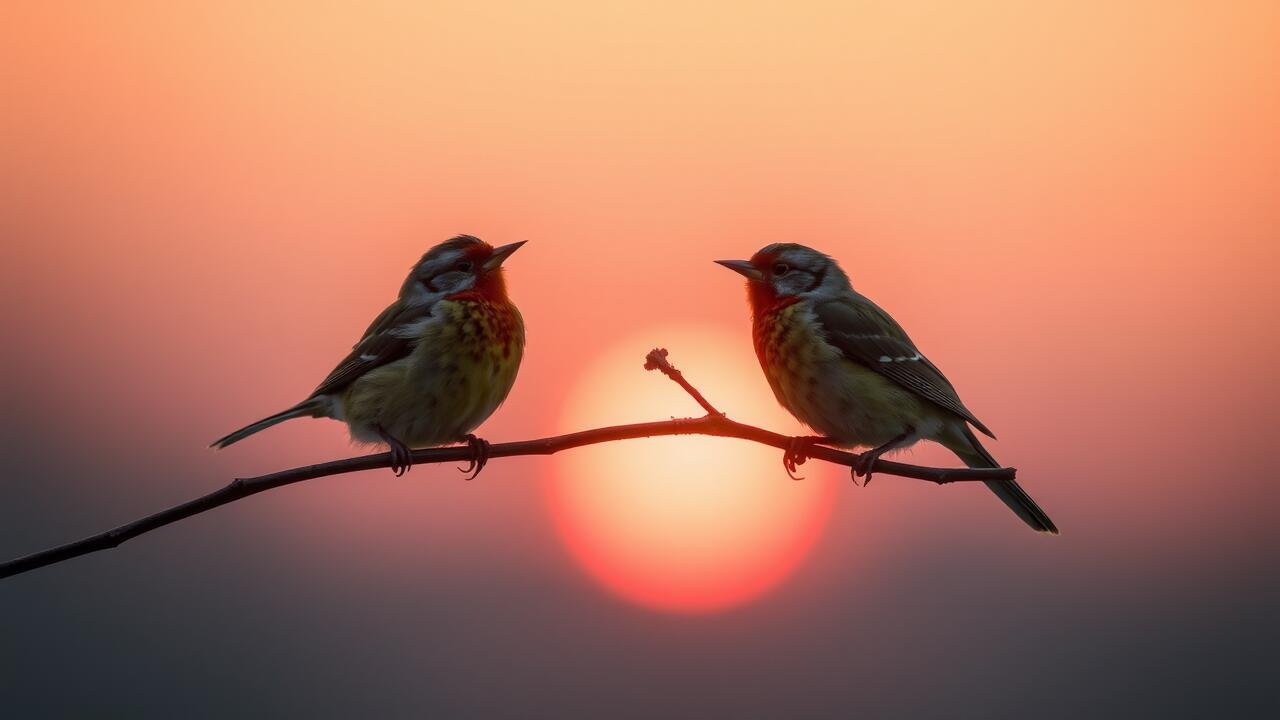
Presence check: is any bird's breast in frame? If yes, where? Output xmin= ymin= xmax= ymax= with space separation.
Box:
xmin=344 ymin=298 xmax=524 ymax=447
xmin=753 ymin=302 xmax=837 ymax=412
xmin=438 ymin=297 xmax=525 ymax=368
xmin=418 ymin=299 xmax=525 ymax=430
xmin=752 ymin=301 xmax=920 ymax=446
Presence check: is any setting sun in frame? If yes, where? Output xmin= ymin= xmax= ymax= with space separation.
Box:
xmin=547 ymin=325 xmax=837 ymax=613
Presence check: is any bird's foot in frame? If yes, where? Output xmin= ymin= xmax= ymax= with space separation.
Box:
xmin=457 ymin=434 xmax=491 ymax=481
xmin=852 ymin=428 xmax=913 ymax=487
xmin=377 ymin=426 xmax=413 ymax=477
xmin=851 ymin=452 xmax=879 ymax=486
xmin=782 ymin=435 xmax=831 ymax=481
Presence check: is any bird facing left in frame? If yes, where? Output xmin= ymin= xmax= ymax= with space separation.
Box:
xmin=211 ymin=235 xmax=527 ymax=477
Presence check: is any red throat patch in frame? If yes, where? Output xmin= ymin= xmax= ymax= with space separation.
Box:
xmin=744 ymin=260 xmax=798 ymax=319
xmin=448 ymin=244 xmax=510 ymax=303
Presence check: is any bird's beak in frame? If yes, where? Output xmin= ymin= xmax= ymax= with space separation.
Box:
xmin=715 ymin=259 xmax=764 ymax=282
xmin=483 ymin=240 xmax=527 ymax=272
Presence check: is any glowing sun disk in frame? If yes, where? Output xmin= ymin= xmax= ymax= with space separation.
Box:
xmin=548 ymin=325 xmax=836 ymax=614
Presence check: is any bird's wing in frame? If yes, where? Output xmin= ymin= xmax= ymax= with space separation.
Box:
xmin=811 ymin=295 xmax=994 ymax=438
xmin=354 ymin=301 xmax=403 ymax=346
xmin=309 ymin=300 xmax=433 ymax=398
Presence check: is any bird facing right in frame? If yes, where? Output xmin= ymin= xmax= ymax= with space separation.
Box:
xmin=211 ymin=235 xmax=526 ymax=478
xmin=717 ymin=244 xmax=1058 ymax=534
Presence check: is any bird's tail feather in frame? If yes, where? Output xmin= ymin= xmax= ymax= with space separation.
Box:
xmin=210 ymin=399 xmax=324 ymax=449
xmin=946 ymin=426 xmax=1059 ymax=534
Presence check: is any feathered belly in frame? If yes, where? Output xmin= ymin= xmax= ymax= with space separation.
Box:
xmin=755 ymin=304 xmax=924 ymax=448
xmin=342 ymin=299 xmax=524 ymax=448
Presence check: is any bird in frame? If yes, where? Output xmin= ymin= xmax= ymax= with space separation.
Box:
xmin=212 ymin=235 xmax=526 ymax=477
xmin=716 ymin=243 xmax=1058 ymax=534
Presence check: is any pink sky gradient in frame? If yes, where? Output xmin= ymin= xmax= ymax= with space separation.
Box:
xmin=2 ymin=3 xmax=1277 ymax=714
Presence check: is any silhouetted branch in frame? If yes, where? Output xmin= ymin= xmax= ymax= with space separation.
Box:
xmin=644 ymin=347 xmax=722 ymax=415
xmin=0 ymin=348 xmax=1015 ymax=580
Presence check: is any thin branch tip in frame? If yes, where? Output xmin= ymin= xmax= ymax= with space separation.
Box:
xmin=642 ymin=347 xmax=669 ymax=371
xmin=644 ymin=346 xmax=721 ymax=416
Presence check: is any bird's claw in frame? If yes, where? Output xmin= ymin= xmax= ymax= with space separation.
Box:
xmin=851 ymin=453 xmax=876 ymax=487
xmin=380 ymin=430 xmax=413 ymax=477
xmin=782 ymin=438 xmax=808 ymax=481
xmin=850 ymin=428 xmax=911 ymax=487
xmin=457 ymin=434 xmax=491 ymax=481
xmin=782 ymin=436 xmax=828 ymax=481
xmin=391 ymin=451 xmax=410 ymax=476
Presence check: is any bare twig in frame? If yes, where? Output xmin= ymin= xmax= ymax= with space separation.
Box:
xmin=0 ymin=349 xmax=1015 ymax=580
xmin=644 ymin=348 xmax=721 ymax=415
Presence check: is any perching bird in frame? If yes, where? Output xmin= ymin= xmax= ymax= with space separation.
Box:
xmin=212 ymin=235 xmax=526 ymax=477
xmin=717 ymin=244 xmax=1057 ymax=534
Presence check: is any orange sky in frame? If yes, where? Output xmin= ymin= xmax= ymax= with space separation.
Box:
xmin=4 ymin=3 xmax=1280 ymax=715
xmin=3 ymin=1 xmax=1277 ymax=611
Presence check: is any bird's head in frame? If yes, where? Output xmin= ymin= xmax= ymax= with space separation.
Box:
xmin=401 ymin=235 xmax=526 ymax=304
xmin=716 ymin=243 xmax=851 ymax=312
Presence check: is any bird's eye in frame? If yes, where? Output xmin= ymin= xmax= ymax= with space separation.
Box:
xmin=772 ymin=262 xmax=790 ymax=275
xmin=454 ymin=260 xmax=473 ymax=272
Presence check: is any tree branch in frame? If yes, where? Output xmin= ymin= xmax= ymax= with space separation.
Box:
xmin=644 ymin=347 xmax=722 ymax=415
xmin=1 ymin=348 xmax=1014 ymax=580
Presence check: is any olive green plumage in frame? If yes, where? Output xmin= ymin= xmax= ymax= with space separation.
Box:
xmin=211 ymin=236 xmax=526 ymax=474
xmin=339 ymin=296 xmax=523 ymax=449
xmin=719 ymin=244 xmax=1058 ymax=534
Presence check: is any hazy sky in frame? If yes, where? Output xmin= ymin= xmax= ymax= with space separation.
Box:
xmin=3 ymin=2 xmax=1277 ymax=716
